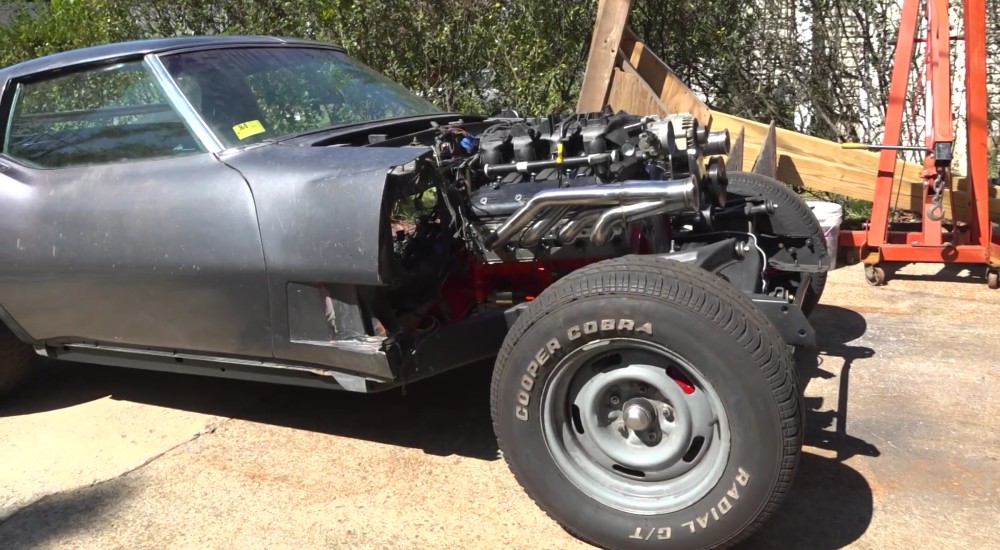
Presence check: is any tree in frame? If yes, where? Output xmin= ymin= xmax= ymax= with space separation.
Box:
xmin=1 ymin=0 xmax=997 ymax=152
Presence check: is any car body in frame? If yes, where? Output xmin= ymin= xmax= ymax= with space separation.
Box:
xmin=0 ymin=36 xmax=501 ymax=391
xmin=0 ymin=36 xmax=829 ymax=549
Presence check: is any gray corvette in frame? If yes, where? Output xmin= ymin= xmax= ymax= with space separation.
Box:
xmin=0 ymin=37 xmax=829 ymax=549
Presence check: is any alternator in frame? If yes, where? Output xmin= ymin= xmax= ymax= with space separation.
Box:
xmin=648 ymin=114 xmax=698 ymax=152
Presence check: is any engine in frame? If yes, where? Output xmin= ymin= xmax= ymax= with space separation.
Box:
xmin=379 ymin=110 xmax=735 ymax=324
xmin=433 ymin=111 xmax=731 ymax=262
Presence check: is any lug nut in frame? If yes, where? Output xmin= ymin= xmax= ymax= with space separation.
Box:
xmin=609 ymin=395 xmax=621 ymax=405
xmin=637 ymin=384 xmax=648 ymax=393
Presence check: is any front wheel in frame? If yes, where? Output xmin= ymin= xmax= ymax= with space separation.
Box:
xmin=725 ymin=171 xmax=828 ymax=316
xmin=491 ymin=256 xmax=801 ymax=549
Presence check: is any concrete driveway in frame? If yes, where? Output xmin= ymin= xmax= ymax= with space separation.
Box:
xmin=1 ymin=263 xmax=998 ymax=549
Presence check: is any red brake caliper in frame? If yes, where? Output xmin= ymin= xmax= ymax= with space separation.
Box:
xmin=667 ymin=366 xmax=696 ymax=394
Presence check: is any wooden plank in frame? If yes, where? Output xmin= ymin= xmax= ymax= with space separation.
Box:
xmin=957 ymin=176 xmax=998 ymax=199
xmin=601 ymin=49 xmax=1000 ymax=222
xmin=712 ymin=111 xmax=929 ymax=185
xmin=607 ymin=69 xmax=671 ymax=117
xmin=726 ymin=127 xmax=745 ymax=172
xmin=619 ymin=28 xmax=711 ymax=125
xmin=737 ymin=141 xmax=1000 ymax=222
xmin=752 ymin=121 xmax=778 ymax=178
xmin=735 ymin=142 xmax=916 ymax=207
xmin=616 ymin=50 xmax=640 ymax=76
xmin=710 ymin=111 xmax=964 ymax=216
xmin=577 ymin=0 xmax=633 ymax=112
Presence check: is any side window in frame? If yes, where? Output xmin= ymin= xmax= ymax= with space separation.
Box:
xmin=2 ymin=61 xmax=204 ymax=168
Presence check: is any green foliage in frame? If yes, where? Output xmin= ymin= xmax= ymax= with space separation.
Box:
xmin=134 ymin=0 xmax=326 ymax=38
xmin=630 ymin=2 xmax=759 ymax=117
xmin=0 ymin=0 xmax=596 ymax=116
xmin=0 ymin=0 xmax=136 ymax=68
xmin=2 ymin=0 xmax=997 ymax=152
xmin=311 ymin=0 xmax=595 ymax=114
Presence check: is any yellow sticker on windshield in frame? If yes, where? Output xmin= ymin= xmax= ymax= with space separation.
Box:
xmin=233 ymin=120 xmax=265 ymax=140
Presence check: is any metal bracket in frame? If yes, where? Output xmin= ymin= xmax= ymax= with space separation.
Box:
xmin=749 ymin=294 xmax=816 ymax=346
xmin=760 ymin=234 xmax=831 ymax=274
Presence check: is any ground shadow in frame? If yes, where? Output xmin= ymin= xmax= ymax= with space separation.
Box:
xmin=237 ymin=363 xmax=500 ymax=460
xmin=878 ymin=262 xmax=989 ymax=285
xmin=0 ymin=358 xmax=122 ymax=417
xmin=1 ymin=304 xmax=882 ymax=547
xmin=743 ymin=452 xmax=874 ymax=550
xmin=798 ymin=304 xmax=880 ymax=462
xmin=744 ymin=304 xmax=879 ymax=549
xmin=0 ymin=478 xmax=134 ymax=549
xmin=0 ymin=356 xmax=500 ymax=461
xmin=3 ymin=305 xmax=882 ymax=466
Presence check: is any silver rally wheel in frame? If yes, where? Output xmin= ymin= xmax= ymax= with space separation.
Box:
xmin=542 ymin=339 xmax=730 ymax=515
xmin=491 ymin=256 xmax=801 ymax=550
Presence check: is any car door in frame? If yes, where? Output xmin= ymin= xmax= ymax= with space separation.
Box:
xmin=0 ymin=58 xmax=271 ymax=357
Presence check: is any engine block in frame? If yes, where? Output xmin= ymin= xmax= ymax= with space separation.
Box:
xmin=453 ymin=111 xmax=730 ymax=260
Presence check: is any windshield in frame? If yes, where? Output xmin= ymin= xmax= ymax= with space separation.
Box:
xmin=159 ymin=47 xmax=442 ymax=148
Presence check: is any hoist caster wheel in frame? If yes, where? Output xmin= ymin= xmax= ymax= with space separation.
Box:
xmin=987 ymin=269 xmax=1000 ymax=290
xmin=864 ymin=264 xmax=886 ymax=286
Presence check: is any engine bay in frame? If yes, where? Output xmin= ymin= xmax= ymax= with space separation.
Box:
xmin=319 ymin=109 xmax=827 ymax=340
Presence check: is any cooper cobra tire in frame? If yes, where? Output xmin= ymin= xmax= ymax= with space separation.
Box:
xmin=0 ymin=327 xmax=35 ymax=396
xmin=491 ymin=256 xmax=801 ymax=549
xmin=725 ymin=171 xmax=828 ymax=316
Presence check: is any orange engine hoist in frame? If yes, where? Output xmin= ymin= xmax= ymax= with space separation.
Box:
xmin=840 ymin=0 xmax=1000 ymax=287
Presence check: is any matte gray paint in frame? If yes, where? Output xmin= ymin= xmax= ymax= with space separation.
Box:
xmin=221 ymin=144 xmax=428 ymax=375
xmin=0 ymin=39 xmax=426 ymax=384
xmin=222 ymin=144 xmax=427 ymax=286
xmin=0 ymin=152 xmax=272 ymax=355
xmin=52 ymin=343 xmax=369 ymax=392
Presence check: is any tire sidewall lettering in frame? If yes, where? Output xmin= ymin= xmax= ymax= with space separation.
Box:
xmin=628 ymin=467 xmax=751 ymax=541
xmin=495 ymin=281 xmax=794 ymax=549
xmin=513 ymin=319 xmax=653 ymax=422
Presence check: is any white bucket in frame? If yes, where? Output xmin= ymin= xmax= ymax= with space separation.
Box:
xmin=806 ymin=201 xmax=843 ymax=269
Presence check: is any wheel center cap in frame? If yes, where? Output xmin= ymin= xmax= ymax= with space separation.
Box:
xmin=622 ymin=398 xmax=656 ymax=431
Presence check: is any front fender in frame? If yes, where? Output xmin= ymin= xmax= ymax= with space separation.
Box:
xmin=223 ymin=144 xmax=432 ymax=285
